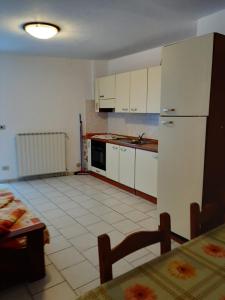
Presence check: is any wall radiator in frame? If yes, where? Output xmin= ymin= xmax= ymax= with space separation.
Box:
xmin=16 ymin=132 xmax=67 ymax=177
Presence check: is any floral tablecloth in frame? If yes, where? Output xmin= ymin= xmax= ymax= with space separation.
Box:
xmin=78 ymin=224 xmax=225 ymax=300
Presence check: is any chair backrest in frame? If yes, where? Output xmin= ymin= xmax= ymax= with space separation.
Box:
xmin=98 ymin=212 xmax=171 ymax=284
xmin=190 ymin=202 xmax=225 ymax=239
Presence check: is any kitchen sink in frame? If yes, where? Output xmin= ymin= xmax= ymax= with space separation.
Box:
xmin=120 ymin=139 xmax=150 ymax=145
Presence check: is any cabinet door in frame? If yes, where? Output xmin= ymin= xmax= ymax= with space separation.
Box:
xmin=99 ymin=75 xmax=115 ymax=100
xmin=147 ymin=66 xmax=161 ymax=113
xmin=161 ymin=34 xmax=213 ymax=116
xmin=115 ymin=72 xmax=130 ymax=113
xmin=87 ymin=139 xmax=92 ymax=171
xmin=95 ymin=79 xmax=99 ymax=112
xmin=130 ymin=69 xmax=147 ymax=113
xmin=135 ymin=149 xmax=158 ymax=197
xmin=119 ymin=146 xmax=135 ymax=188
xmin=106 ymin=143 xmax=119 ymax=181
xmin=157 ymin=117 xmax=206 ymax=239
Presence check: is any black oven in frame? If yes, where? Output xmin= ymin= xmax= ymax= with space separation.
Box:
xmin=91 ymin=140 xmax=106 ymax=171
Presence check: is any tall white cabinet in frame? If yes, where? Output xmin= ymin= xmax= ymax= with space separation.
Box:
xmin=158 ymin=33 xmax=225 ymax=240
xmin=157 ymin=117 xmax=206 ymax=238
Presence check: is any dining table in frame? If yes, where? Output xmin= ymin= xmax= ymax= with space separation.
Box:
xmin=77 ymin=224 xmax=225 ymax=300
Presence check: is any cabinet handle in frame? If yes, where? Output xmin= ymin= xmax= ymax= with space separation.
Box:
xmin=153 ymin=154 xmax=158 ymax=159
xmin=122 ymin=108 xmax=128 ymax=111
xmin=99 ymin=95 xmax=104 ymax=98
xmin=162 ymin=121 xmax=174 ymax=125
xmin=162 ymin=108 xmax=175 ymax=112
xmin=112 ymin=146 xmax=118 ymax=150
xmin=130 ymin=108 xmax=135 ymax=112
xmin=134 ymin=108 xmax=138 ymax=111
xmin=120 ymin=148 xmax=127 ymax=152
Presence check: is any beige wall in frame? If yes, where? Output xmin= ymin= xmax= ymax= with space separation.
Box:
xmin=0 ymin=54 xmax=92 ymax=180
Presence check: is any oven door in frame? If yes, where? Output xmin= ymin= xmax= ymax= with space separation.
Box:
xmin=91 ymin=140 xmax=106 ymax=171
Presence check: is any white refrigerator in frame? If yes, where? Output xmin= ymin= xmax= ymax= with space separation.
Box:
xmin=157 ymin=33 xmax=214 ymax=239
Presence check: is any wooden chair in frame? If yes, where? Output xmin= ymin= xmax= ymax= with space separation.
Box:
xmin=190 ymin=201 xmax=225 ymax=239
xmin=98 ymin=212 xmax=171 ymax=284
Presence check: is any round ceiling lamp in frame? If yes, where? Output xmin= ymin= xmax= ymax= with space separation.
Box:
xmin=23 ymin=22 xmax=60 ymax=39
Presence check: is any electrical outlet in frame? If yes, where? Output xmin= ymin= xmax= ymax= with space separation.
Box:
xmin=2 ymin=165 xmax=9 ymax=171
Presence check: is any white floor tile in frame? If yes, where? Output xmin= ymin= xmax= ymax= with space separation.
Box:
xmin=102 ymin=198 xmax=122 ymax=207
xmin=37 ymin=202 xmax=58 ymax=212
xmin=133 ymin=202 xmax=156 ymax=213
xmin=76 ymin=213 xmax=101 ymax=226
xmin=101 ymin=211 xmax=125 ymax=224
xmin=57 ymin=200 xmax=80 ymax=211
xmin=87 ymin=221 xmax=114 ymax=236
xmin=83 ymin=246 xmax=99 ymax=266
xmin=70 ymin=233 xmax=97 ymax=251
xmin=113 ymin=219 xmax=141 ymax=234
xmin=49 ymin=247 xmax=85 ymax=270
xmin=49 ymin=215 xmax=78 ymax=229
xmin=113 ymin=259 xmax=133 ymax=278
xmin=138 ymin=217 xmax=158 ymax=230
xmin=125 ymin=248 xmax=149 ymax=262
xmin=67 ymin=206 xmax=89 ymax=218
xmin=33 ymin=282 xmax=77 ymax=300
xmin=76 ymin=279 xmax=100 ymax=296
xmin=27 ymin=265 xmax=64 ymax=295
xmin=45 ymin=235 xmax=71 ymax=254
xmin=90 ymin=205 xmax=113 ymax=216
xmin=62 ymin=261 xmax=98 ymax=289
xmin=131 ymin=252 xmax=156 ymax=268
xmin=42 ymin=208 xmax=66 ymax=220
xmin=112 ymin=204 xmax=134 ymax=214
xmin=79 ymin=199 xmax=100 ymax=209
xmin=107 ymin=230 xmax=126 ymax=247
xmin=126 ymin=210 xmax=148 ymax=222
xmin=4 ymin=175 xmax=161 ymax=299
xmin=59 ymin=223 xmax=87 ymax=239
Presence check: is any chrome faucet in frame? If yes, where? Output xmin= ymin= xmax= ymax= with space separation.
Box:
xmin=138 ymin=132 xmax=145 ymax=142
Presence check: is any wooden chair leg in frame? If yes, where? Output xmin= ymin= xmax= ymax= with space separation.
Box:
xmin=159 ymin=213 xmax=171 ymax=254
xmin=27 ymin=228 xmax=45 ymax=282
xmin=98 ymin=234 xmax=112 ymax=284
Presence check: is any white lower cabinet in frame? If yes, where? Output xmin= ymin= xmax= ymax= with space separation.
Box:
xmin=106 ymin=143 xmax=119 ymax=181
xmin=135 ymin=149 xmax=158 ymax=197
xmin=106 ymin=143 xmax=135 ymax=188
xmin=119 ymin=146 xmax=135 ymax=188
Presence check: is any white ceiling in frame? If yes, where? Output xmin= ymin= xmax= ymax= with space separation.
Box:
xmin=1 ymin=0 xmax=225 ymax=59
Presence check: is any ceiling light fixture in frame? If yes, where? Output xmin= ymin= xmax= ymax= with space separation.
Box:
xmin=23 ymin=22 xmax=60 ymax=39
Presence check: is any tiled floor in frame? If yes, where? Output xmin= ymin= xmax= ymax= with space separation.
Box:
xmin=0 ymin=175 xmax=178 ymax=299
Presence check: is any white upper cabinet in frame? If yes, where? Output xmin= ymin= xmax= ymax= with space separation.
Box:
xmin=95 ymin=79 xmax=99 ymax=112
xmin=106 ymin=143 xmax=119 ymax=181
xmin=161 ymin=34 xmax=214 ymax=116
xmin=147 ymin=66 xmax=161 ymax=113
xmin=119 ymin=146 xmax=135 ymax=188
xmin=115 ymin=72 xmax=130 ymax=113
xmin=98 ymin=75 xmax=116 ymax=100
xmin=130 ymin=69 xmax=148 ymax=113
xmin=135 ymin=149 xmax=158 ymax=197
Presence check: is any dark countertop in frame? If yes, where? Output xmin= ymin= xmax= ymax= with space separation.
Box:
xmin=85 ymin=133 xmax=158 ymax=153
